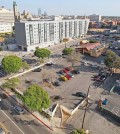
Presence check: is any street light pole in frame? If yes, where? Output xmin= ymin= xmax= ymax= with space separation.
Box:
xmin=81 ymin=84 xmax=91 ymax=129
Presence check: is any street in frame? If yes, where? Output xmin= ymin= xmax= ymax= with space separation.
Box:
xmin=0 ymin=89 xmax=53 ymax=134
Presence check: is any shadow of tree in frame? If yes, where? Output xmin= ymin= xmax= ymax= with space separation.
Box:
xmin=13 ymin=117 xmax=40 ymax=126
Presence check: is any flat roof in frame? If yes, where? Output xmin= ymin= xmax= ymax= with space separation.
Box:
xmin=16 ymin=19 xmax=89 ymax=24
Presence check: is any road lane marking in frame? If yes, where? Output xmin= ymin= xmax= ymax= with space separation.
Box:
xmin=1 ymin=110 xmax=25 ymax=134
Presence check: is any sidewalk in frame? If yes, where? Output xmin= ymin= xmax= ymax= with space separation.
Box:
xmin=32 ymin=111 xmax=66 ymax=134
xmin=0 ymin=88 xmax=66 ymax=134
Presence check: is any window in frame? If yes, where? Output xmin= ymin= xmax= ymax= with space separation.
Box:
xmin=74 ymin=21 xmax=77 ymax=37
xmin=59 ymin=22 xmax=63 ymax=39
xmin=49 ymin=23 xmax=54 ymax=41
xmin=69 ymin=22 xmax=72 ymax=37
xmin=44 ymin=23 xmax=47 ymax=42
xmin=29 ymin=24 xmax=34 ymax=45
xmin=65 ymin=22 xmax=67 ymax=37
xmin=38 ymin=24 xmax=41 ymax=43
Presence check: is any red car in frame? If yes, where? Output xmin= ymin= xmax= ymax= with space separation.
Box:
xmin=64 ymin=67 xmax=73 ymax=71
xmin=63 ymin=69 xmax=69 ymax=73
xmin=65 ymin=74 xmax=71 ymax=80
xmin=92 ymin=77 xmax=101 ymax=81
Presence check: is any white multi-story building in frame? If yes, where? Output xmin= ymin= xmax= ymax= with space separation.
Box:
xmin=0 ymin=7 xmax=14 ymax=33
xmin=15 ymin=19 xmax=89 ymax=51
xmin=0 ymin=23 xmax=13 ymax=33
xmin=89 ymin=14 xmax=101 ymax=22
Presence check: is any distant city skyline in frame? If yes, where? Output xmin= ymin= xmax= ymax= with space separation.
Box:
xmin=1 ymin=0 xmax=120 ymax=16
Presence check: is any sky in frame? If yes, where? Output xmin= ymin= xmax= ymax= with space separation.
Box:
xmin=0 ymin=0 xmax=120 ymax=16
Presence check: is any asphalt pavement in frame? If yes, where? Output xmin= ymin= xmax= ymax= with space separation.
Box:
xmin=0 ymin=90 xmax=53 ymax=134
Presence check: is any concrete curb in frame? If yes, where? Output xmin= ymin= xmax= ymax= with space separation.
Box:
xmin=0 ymin=87 xmax=53 ymax=132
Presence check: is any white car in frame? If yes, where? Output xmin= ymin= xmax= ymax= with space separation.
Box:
xmin=46 ymin=61 xmax=55 ymax=66
xmin=83 ymin=62 xmax=88 ymax=66
xmin=101 ymin=61 xmax=104 ymax=65
xmin=91 ymin=65 xmax=98 ymax=68
xmin=115 ymin=47 xmax=118 ymax=49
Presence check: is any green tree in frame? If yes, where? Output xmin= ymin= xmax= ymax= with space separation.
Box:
xmin=104 ymin=50 xmax=120 ymax=69
xmin=72 ymin=129 xmax=86 ymax=134
xmin=34 ymin=48 xmax=51 ymax=59
xmin=67 ymin=51 xmax=81 ymax=67
xmin=22 ymin=84 xmax=51 ymax=112
xmin=22 ymin=61 xmax=30 ymax=70
xmin=2 ymin=55 xmax=23 ymax=73
xmin=0 ymin=47 xmax=3 ymax=51
xmin=62 ymin=48 xmax=73 ymax=55
xmin=89 ymin=40 xmax=97 ymax=43
xmin=2 ymin=77 xmax=20 ymax=89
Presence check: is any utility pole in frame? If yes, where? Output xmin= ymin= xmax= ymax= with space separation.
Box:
xmin=81 ymin=84 xmax=91 ymax=129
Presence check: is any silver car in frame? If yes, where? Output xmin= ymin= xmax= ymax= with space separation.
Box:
xmin=14 ymin=106 xmax=24 ymax=114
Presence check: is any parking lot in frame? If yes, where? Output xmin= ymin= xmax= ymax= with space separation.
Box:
xmin=14 ymin=51 xmax=120 ymax=133
xmin=18 ymin=54 xmax=106 ymax=111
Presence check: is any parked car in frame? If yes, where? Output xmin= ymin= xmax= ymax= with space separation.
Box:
xmin=65 ymin=74 xmax=71 ymax=80
xmin=43 ymin=78 xmax=51 ymax=83
xmin=115 ymin=47 xmax=118 ymax=50
xmin=71 ymin=69 xmax=80 ymax=74
xmin=64 ymin=67 xmax=73 ymax=71
xmin=68 ymin=73 xmax=74 ymax=78
xmin=62 ymin=54 xmax=67 ymax=58
xmin=100 ymin=75 xmax=107 ymax=81
xmin=83 ymin=62 xmax=88 ymax=66
xmin=46 ymin=61 xmax=55 ymax=66
xmin=63 ymin=69 xmax=69 ymax=73
xmin=100 ymin=60 xmax=104 ymax=65
xmin=0 ymin=93 xmax=8 ymax=99
xmin=58 ymin=70 xmax=65 ymax=75
xmin=92 ymin=76 xmax=101 ymax=81
xmin=33 ymin=68 xmax=42 ymax=72
xmin=110 ymin=46 xmax=113 ymax=49
xmin=60 ymin=76 xmax=68 ymax=81
xmin=75 ymin=92 xmax=87 ymax=98
xmin=91 ymin=65 xmax=98 ymax=68
xmin=14 ymin=105 xmax=24 ymax=115
xmin=54 ymin=81 xmax=61 ymax=86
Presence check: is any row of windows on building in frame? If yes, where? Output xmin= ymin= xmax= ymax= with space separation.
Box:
xmin=26 ymin=21 xmax=88 ymax=45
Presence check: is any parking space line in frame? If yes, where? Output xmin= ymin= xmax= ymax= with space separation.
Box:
xmin=111 ymin=106 xmax=120 ymax=115
xmin=1 ymin=110 xmax=25 ymax=134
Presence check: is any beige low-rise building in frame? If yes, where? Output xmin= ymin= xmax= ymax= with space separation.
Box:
xmin=76 ymin=42 xmax=107 ymax=57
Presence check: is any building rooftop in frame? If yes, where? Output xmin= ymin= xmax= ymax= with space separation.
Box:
xmin=17 ymin=18 xmax=89 ymax=24
xmin=0 ymin=7 xmax=13 ymax=13
xmin=80 ymin=42 xmax=101 ymax=51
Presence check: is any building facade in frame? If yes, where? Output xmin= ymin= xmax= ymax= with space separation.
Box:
xmin=117 ymin=26 xmax=120 ymax=33
xmin=0 ymin=7 xmax=14 ymax=33
xmin=0 ymin=23 xmax=13 ymax=33
xmin=15 ymin=19 xmax=89 ymax=51
xmin=89 ymin=14 xmax=101 ymax=22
